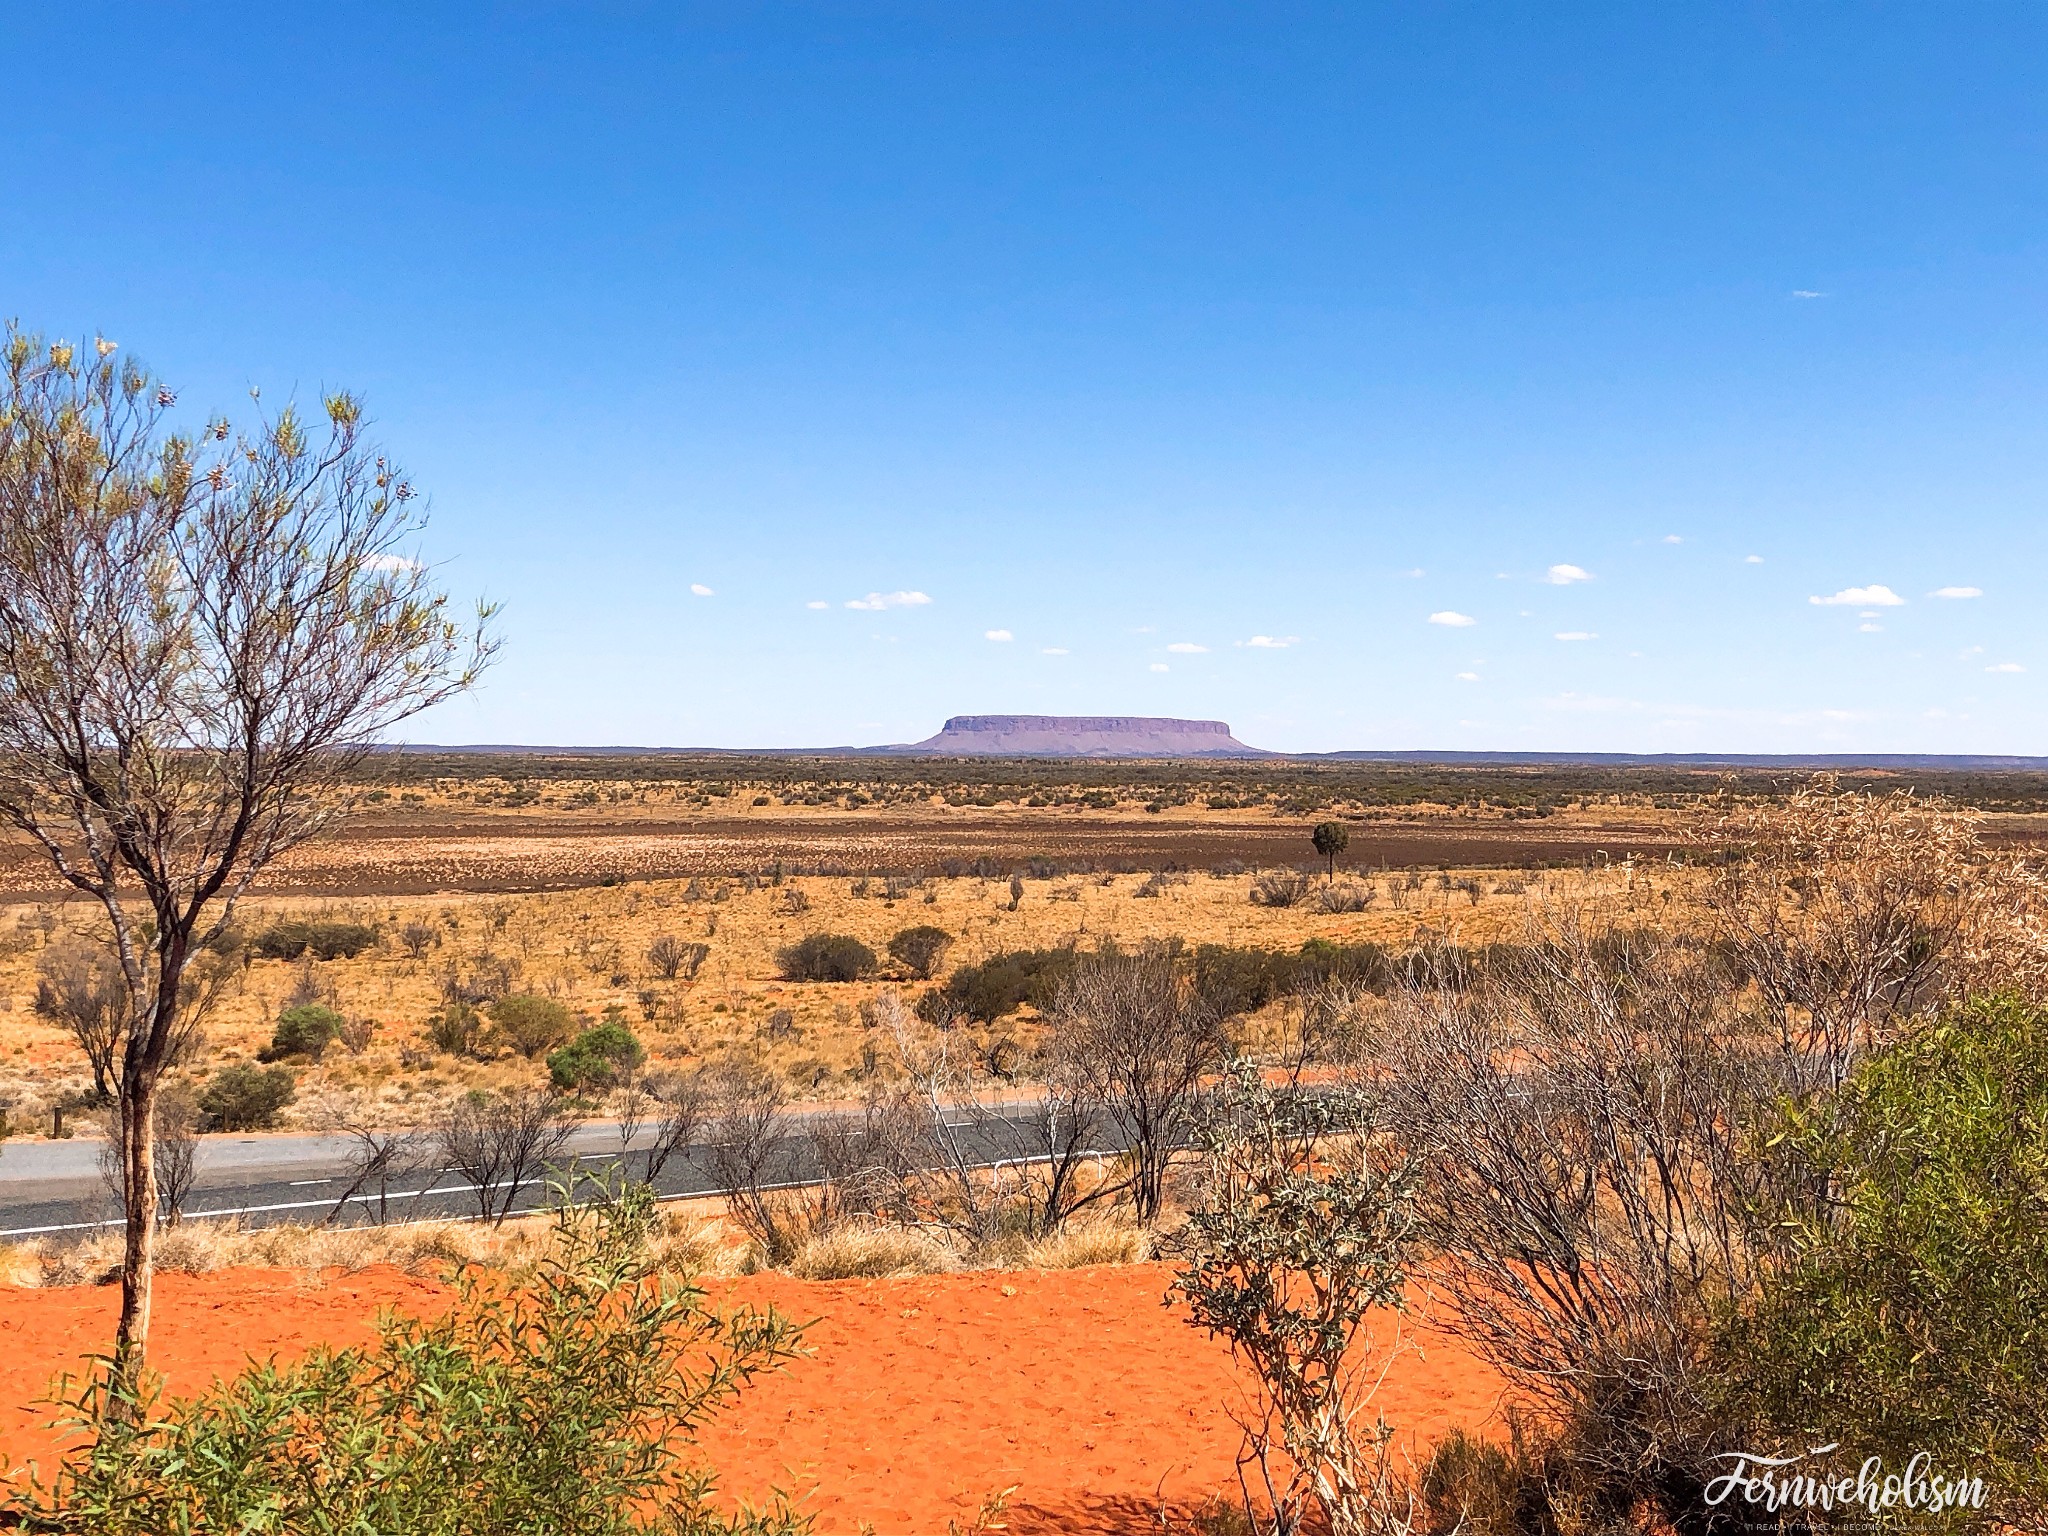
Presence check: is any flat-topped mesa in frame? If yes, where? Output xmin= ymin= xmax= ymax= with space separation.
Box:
xmin=902 ymin=714 xmax=1271 ymax=758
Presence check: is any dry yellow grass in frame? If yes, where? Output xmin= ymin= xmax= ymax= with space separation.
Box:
xmin=0 ymin=856 xmax=1693 ymax=1136
xmin=1021 ymin=1220 xmax=1154 ymax=1270
xmin=0 ymin=1203 xmax=748 ymax=1288
xmin=786 ymin=1220 xmax=962 ymax=1280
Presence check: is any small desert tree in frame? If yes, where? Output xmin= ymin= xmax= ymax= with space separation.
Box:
xmin=1312 ymin=821 xmax=1350 ymax=879
xmin=1169 ymin=1061 xmax=1422 ymax=1536
xmin=0 ymin=327 xmax=492 ymax=1385
xmin=1048 ymin=949 xmax=1228 ymax=1223
xmin=33 ymin=938 xmax=129 ymax=1104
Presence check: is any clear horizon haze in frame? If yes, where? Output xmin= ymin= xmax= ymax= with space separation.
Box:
xmin=6 ymin=5 xmax=2046 ymax=754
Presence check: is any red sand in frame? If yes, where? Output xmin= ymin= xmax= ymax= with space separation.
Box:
xmin=0 ymin=1264 xmax=1506 ymax=1534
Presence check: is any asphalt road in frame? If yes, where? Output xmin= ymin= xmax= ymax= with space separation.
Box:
xmin=0 ymin=1109 xmax=1119 ymax=1240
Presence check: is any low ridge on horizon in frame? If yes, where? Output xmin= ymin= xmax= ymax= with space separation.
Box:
xmin=392 ymin=717 xmax=2048 ymax=768
xmin=893 ymin=713 xmax=1272 ymax=758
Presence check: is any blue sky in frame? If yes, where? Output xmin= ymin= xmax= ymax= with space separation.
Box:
xmin=6 ymin=5 xmax=2046 ymax=752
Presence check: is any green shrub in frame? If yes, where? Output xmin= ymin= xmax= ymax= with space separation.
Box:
xmin=917 ymin=947 xmax=1077 ymax=1024
xmin=1731 ymin=994 xmax=2048 ymax=1526
xmin=885 ymin=925 xmax=952 ymax=980
xmin=425 ymin=999 xmax=484 ymax=1057
xmin=773 ymin=933 xmax=877 ymax=984
xmin=198 ymin=1064 xmax=296 ymax=1132
xmin=491 ymin=994 xmax=576 ymax=1059
xmin=263 ymin=1003 xmax=343 ymax=1061
xmin=250 ymin=919 xmax=378 ymax=961
xmin=549 ymin=1022 xmax=647 ymax=1093
xmin=5 ymin=1184 xmax=809 ymax=1535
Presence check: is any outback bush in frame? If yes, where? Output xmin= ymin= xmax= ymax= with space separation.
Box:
xmin=1249 ymin=870 xmax=1312 ymax=908
xmin=647 ymin=934 xmax=710 ymax=982
xmin=425 ymin=999 xmax=484 ymax=1057
xmin=249 ymin=918 xmax=378 ymax=961
xmin=885 ymin=924 xmax=952 ymax=980
xmin=917 ymin=947 xmax=1076 ymax=1024
xmin=774 ymin=933 xmax=877 ymax=984
xmin=5 ymin=1185 xmax=808 ymax=1535
xmin=1168 ymin=1061 xmax=1421 ymax=1536
xmin=1191 ymin=940 xmax=1395 ymax=1018
xmin=1729 ymin=994 xmax=2048 ymax=1529
xmin=491 ymin=993 xmax=576 ymax=1059
xmin=548 ymin=1021 xmax=648 ymax=1094
xmin=197 ymin=1063 xmax=296 ymax=1133
xmin=1047 ymin=950 xmax=1227 ymax=1223
xmin=262 ymin=1002 xmax=343 ymax=1062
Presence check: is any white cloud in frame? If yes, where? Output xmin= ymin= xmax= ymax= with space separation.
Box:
xmin=1455 ymin=671 xmax=1480 ymax=682
xmin=1791 ymin=290 xmax=1827 ymax=300
xmin=845 ymin=590 xmax=932 ymax=611
xmin=1545 ymin=563 xmax=1594 ymax=585
xmin=1402 ymin=567 xmax=1425 ymax=578
xmin=1744 ymin=554 xmax=1764 ymax=565
xmin=363 ymin=553 xmax=421 ymax=574
xmin=1041 ymin=646 xmax=1069 ymax=656
xmin=1662 ymin=534 xmax=1684 ymax=545
xmin=805 ymin=600 xmax=830 ymax=610
xmin=984 ymin=629 xmax=1013 ymax=642
xmin=689 ymin=583 xmax=714 ymax=597
xmin=1554 ymin=631 xmax=1597 ymax=642
xmin=1242 ymin=635 xmax=1298 ymax=649
xmin=1987 ymin=662 xmax=2026 ymax=673
xmin=1149 ymin=663 xmax=1169 ymax=673
xmin=1810 ymin=585 xmax=1905 ymax=607
xmin=1859 ymin=623 xmax=1883 ymax=633
xmin=1428 ymin=611 xmax=1477 ymax=627
xmin=1931 ymin=586 xmax=1983 ymax=599
xmin=1166 ymin=641 xmax=1207 ymax=654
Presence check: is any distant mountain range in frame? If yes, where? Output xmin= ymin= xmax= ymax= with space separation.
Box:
xmin=395 ymin=714 xmax=2048 ymax=769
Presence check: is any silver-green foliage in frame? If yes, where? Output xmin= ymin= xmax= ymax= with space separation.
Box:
xmin=1167 ymin=1061 xmax=1422 ymax=1536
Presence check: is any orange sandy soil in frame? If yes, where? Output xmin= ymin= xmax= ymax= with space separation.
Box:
xmin=0 ymin=1263 xmax=1507 ymax=1535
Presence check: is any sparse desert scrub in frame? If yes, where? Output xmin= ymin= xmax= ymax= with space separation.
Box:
xmin=0 ymin=848 xmax=1717 ymax=1137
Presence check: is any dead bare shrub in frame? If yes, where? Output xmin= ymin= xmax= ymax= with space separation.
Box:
xmin=1249 ymin=870 xmax=1312 ymax=908
xmin=1363 ymin=926 xmax=1783 ymax=1519
xmin=32 ymin=938 xmax=127 ymax=1105
xmin=1697 ymin=775 xmax=2048 ymax=1091
xmin=1047 ymin=949 xmax=1228 ymax=1224
xmin=645 ymin=934 xmax=708 ymax=982
xmin=1317 ymin=881 xmax=1375 ymax=915
xmin=433 ymin=1086 xmax=575 ymax=1226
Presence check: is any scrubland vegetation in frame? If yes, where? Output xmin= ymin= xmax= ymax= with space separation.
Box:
xmin=5 ymin=778 xmax=2047 ymax=1532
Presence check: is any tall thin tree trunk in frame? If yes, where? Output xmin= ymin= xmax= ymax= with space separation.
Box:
xmin=112 ymin=1070 xmax=159 ymax=1398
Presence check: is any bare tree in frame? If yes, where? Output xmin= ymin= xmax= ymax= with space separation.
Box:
xmin=640 ymin=1068 xmax=709 ymax=1185
xmin=0 ymin=328 xmax=492 ymax=1384
xmin=434 ymin=1087 xmax=576 ymax=1226
xmin=33 ymin=938 xmax=128 ymax=1105
xmin=646 ymin=934 xmax=708 ymax=982
xmin=322 ymin=1104 xmax=427 ymax=1226
xmin=704 ymin=1064 xmax=807 ymax=1261
xmin=1047 ymin=949 xmax=1228 ymax=1224
xmin=98 ymin=1084 xmax=201 ymax=1228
